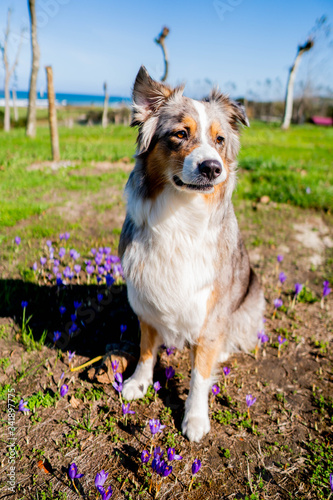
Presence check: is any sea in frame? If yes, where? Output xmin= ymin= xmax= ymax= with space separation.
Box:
xmin=0 ymin=90 xmax=131 ymax=107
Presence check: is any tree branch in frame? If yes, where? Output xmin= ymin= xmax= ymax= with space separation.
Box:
xmin=155 ymin=26 xmax=170 ymax=82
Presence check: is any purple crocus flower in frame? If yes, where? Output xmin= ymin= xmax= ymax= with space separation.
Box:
xmin=21 ymin=301 xmax=28 ymax=308
xmin=74 ymin=264 xmax=81 ymax=274
xmin=330 ymin=473 xmax=333 ymax=491
xmin=32 ymin=262 xmax=38 ymax=271
xmin=63 ymin=266 xmax=74 ymax=279
xmin=64 ymin=232 xmax=70 ymax=240
xmin=40 ymin=257 xmax=47 ymax=266
xmin=257 ymin=331 xmax=269 ymax=343
xmin=56 ymin=277 xmax=63 ymax=286
xmin=53 ymin=266 xmax=59 ymax=275
xmin=154 ymin=447 xmax=164 ymax=460
xmin=274 ymin=298 xmax=283 ymax=309
xmin=223 ymin=366 xmax=231 ymax=377
xmin=122 ymin=403 xmax=135 ymax=416
xmin=59 ymin=248 xmax=66 ymax=258
xmin=53 ymin=331 xmax=61 ymax=343
xmin=59 ymin=306 xmax=66 ymax=315
xmin=106 ymin=274 xmax=115 ymax=287
xmin=14 ymin=236 xmax=21 ymax=245
xmin=74 ymin=301 xmax=82 ymax=310
xmin=166 ymin=346 xmax=175 ymax=356
xmin=111 ymin=360 xmax=119 ymax=373
xmin=68 ymin=462 xmax=84 ymax=480
xmin=68 ymin=350 xmax=75 ymax=362
xmin=306 ymin=187 xmax=311 ymax=194
xmin=294 ymin=283 xmax=303 ymax=296
xmin=86 ymin=264 xmax=95 ymax=275
xmin=96 ymin=485 xmax=113 ymax=500
xmin=323 ymin=281 xmax=331 ymax=297
xmin=18 ymin=399 xmax=30 ymax=412
xmin=91 ymin=248 xmax=96 ymax=255
xmin=113 ymin=372 xmax=123 ymax=392
xmin=165 ymin=366 xmax=175 ymax=381
xmin=246 ymin=394 xmax=257 ymax=408
xmin=279 ymin=272 xmax=287 ymax=284
xmin=161 ymin=464 xmax=172 ymax=477
xmin=95 ymin=255 xmax=103 ymax=266
xmin=141 ymin=450 xmax=151 ymax=463
xmin=278 ymin=336 xmax=287 ymax=345
xmin=95 ymin=470 xmax=108 ymax=488
xmin=211 ymin=384 xmax=220 ymax=396
xmin=97 ymin=293 xmax=104 ymax=302
xmin=120 ymin=324 xmax=127 ymax=334
xmin=46 ymin=240 xmax=52 ymax=247
xmin=149 ymin=418 xmax=165 ymax=436
xmin=277 ymin=255 xmax=283 ymax=263
xmin=153 ymin=381 xmax=161 ymax=392
xmin=191 ymin=459 xmax=201 ymax=475
xmin=69 ymin=323 xmax=78 ymax=335
xmin=167 ymin=448 xmax=182 ymax=461
xmin=98 ymin=266 xmax=105 ymax=275
xmin=70 ymin=249 xmax=80 ymax=260
xmin=60 ymin=384 xmax=69 ymax=397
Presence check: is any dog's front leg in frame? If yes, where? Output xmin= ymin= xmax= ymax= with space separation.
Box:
xmin=122 ymin=320 xmax=160 ymax=401
xmin=182 ymin=336 xmax=221 ymax=442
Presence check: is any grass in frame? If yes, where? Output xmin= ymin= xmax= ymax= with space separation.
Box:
xmin=237 ymin=122 xmax=333 ymax=211
xmin=0 ymin=121 xmax=332 ymax=239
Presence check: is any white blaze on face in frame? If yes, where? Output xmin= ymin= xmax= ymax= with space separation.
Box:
xmin=182 ymin=100 xmax=226 ymax=185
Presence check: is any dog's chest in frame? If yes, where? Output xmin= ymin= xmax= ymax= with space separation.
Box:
xmin=123 ymin=199 xmax=219 ymax=345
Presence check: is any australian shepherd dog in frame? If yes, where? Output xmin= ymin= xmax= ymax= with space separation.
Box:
xmin=119 ymin=66 xmax=265 ymax=442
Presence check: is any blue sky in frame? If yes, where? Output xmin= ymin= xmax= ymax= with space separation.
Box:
xmin=0 ymin=0 xmax=332 ymax=99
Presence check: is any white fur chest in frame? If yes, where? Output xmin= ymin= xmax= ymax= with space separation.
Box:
xmin=122 ymin=188 xmax=219 ymax=348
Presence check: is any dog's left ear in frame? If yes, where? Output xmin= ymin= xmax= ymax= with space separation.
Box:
xmin=207 ymin=89 xmax=249 ymax=131
xmin=229 ymin=100 xmax=249 ymax=130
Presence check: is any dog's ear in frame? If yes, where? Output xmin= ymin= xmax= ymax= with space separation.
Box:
xmin=131 ymin=66 xmax=174 ymax=126
xmin=207 ymin=88 xmax=249 ymax=131
xmin=229 ymin=100 xmax=249 ymax=130
xmin=131 ymin=66 xmax=184 ymax=154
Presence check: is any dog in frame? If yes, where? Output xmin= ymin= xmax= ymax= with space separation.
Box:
xmin=119 ymin=66 xmax=265 ymax=442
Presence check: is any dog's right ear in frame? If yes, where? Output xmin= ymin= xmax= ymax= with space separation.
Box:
xmin=131 ymin=66 xmax=174 ymax=126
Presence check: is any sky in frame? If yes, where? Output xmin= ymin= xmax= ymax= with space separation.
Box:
xmin=0 ymin=0 xmax=332 ymax=99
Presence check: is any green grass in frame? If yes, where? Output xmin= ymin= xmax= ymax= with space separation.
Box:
xmin=0 ymin=121 xmax=332 ymax=238
xmin=237 ymin=122 xmax=333 ymax=211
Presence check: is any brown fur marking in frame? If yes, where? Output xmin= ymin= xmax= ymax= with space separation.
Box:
xmin=139 ymin=320 xmax=159 ymax=362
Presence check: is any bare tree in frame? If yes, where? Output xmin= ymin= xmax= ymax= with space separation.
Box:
xmin=26 ymin=0 xmax=40 ymax=137
xmin=1 ymin=10 xmax=23 ymax=132
xmin=155 ymin=26 xmax=170 ymax=82
xmin=281 ymin=38 xmax=314 ymax=129
xmin=102 ymin=81 xmax=109 ymax=128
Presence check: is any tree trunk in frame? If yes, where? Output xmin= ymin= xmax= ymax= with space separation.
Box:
xmin=4 ymin=77 xmax=11 ymax=132
xmin=155 ymin=27 xmax=170 ymax=82
xmin=26 ymin=0 xmax=40 ymax=138
xmin=102 ymin=82 xmax=109 ymax=128
xmin=46 ymin=66 xmax=60 ymax=162
xmin=281 ymin=39 xmax=314 ymax=130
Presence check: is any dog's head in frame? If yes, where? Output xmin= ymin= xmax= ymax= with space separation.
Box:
xmin=131 ymin=66 xmax=248 ymax=198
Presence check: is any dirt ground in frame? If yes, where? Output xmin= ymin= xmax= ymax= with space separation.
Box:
xmin=0 ymin=192 xmax=332 ymax=499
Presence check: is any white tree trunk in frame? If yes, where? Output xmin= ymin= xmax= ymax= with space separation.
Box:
xmin=26 ymin=0 xmax=40 ymax=138
xmin=281 ymin=40 xmax=314 ymax=130
xmin=155 ymin=27 xmax=170 ymax=82
xmin=4 ymin=77 xmax=11 ymax=132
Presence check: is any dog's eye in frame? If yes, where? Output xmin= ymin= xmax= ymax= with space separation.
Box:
xmin=216 ymin=136 xmax=224 ymax=144
xmin=175 ymin=130 xmax=187 ymax=139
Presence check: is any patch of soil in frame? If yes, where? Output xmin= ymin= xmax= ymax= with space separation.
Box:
xmin=0 ymin=203 xmax=332 ymax=499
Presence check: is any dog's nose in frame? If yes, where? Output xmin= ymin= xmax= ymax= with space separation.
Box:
xmin=198 ymin=160 xmax=222 ymax=181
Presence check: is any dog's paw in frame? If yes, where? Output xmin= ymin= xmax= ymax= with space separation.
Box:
xmin=122 ymin=377 xmax=149 ymax=401
xmin=181 ymin=413 xmax=210 ymax=443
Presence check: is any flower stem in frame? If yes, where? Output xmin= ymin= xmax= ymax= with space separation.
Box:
xmin=188 ymin=477 xmax=194 ymax=492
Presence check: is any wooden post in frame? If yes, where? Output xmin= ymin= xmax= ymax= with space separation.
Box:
xmin=45 ymin=66 xmax=60 ymax=161
xmin=102 ymin=81 xmax=109 ymax=128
